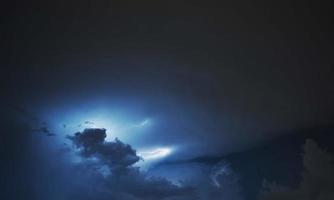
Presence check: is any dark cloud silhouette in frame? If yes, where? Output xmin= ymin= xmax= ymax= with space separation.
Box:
xmin=67 ymin=128 xmax=140 ymax=170
xmin=31 ymin=126 xmax=56 ymax=136
xmin=259 ymin=139 xmax=334 ymax=200
xmin=67 ymin=128 xmax=197 ymax=199
xmin=84 ymin=121 xmax=95 ymax=125
xmin=46 ymin=133 xmax=56 ymax=136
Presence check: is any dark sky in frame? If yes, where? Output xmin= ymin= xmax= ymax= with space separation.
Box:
xmin=3 ymin=0 xmax=334 ymax=153
xmin=1 ymin=0 xmax=334 ymax=199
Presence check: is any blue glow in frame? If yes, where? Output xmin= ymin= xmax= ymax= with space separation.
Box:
xmin=138 ymin=147 xmax=173 ymax=160
xmin=133 ymin=118 xmax=151 ymax=127
xmin=37 ymin=101 xmax=177 ymax=166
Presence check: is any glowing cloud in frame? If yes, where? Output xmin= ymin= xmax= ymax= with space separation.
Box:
xmin=133 ymin=119 xmax=151 ymax=128
xmin=138 ymin=147 xmax=172 ymax=160
xmin=210 ymin=161 xmax=232 ymax=188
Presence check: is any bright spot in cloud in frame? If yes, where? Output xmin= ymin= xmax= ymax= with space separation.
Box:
xmin=133 ymin=119 xmax=151 ymax=127
xmin=138 ymin=147 xmax=172 ymax=160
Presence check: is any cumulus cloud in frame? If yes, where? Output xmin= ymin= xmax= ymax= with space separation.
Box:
xmin=66 ymin=128 xmax=197 ymax=200
xmin=67 ymin=128 xmax=140 ymax=171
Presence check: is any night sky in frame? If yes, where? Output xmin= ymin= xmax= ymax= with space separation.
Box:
xmin=1 ymin=1 xmax=334 ymax=200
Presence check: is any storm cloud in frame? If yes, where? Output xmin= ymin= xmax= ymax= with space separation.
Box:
xmin=259 ymin=139 xmax=334 ymax=200
xmin=66 ymin=128 xmax=197 ymax=199
xmin=67 ymin=128 xmax=140 ymax=170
